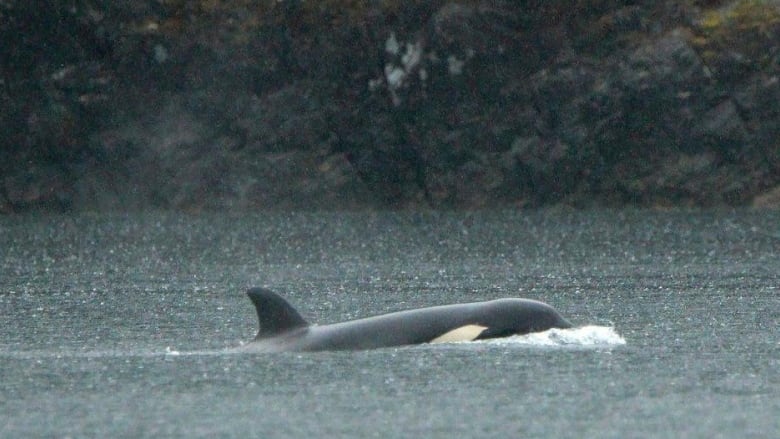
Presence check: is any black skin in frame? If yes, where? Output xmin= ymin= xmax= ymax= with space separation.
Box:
xmin=242 ymin=288 xmax=573 ymax=353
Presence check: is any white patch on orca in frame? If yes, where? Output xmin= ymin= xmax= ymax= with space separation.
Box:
xmin=431 ymin=324 xmax=488 ymax=343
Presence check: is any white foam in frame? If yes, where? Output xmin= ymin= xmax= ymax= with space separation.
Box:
xmin=477 ymin=325 xmax=626 ymax=348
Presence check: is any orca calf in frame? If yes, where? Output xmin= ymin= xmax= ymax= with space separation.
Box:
xmin=240 ymin=287 xmax=572 ymax=352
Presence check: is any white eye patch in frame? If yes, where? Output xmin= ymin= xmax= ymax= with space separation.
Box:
xmin=430 ymin=324 xmax=489 ymax=343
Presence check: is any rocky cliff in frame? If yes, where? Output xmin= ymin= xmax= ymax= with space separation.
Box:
xmin=2 ymin=0 xmax=779 ymax=212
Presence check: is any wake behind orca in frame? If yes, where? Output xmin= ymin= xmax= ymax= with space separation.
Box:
xmin=239 ymin=288 xmax=573 ymax=352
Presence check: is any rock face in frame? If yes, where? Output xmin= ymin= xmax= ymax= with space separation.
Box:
xmin=1 ymin=0 xmax=779 ymax=212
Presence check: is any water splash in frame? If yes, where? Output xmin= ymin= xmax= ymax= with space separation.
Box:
xmin=478 ymin=325 xmax=626 ymax=348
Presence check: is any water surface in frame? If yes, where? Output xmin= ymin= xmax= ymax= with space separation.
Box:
xmin=1 ymin=210 xmax=778 ymax=437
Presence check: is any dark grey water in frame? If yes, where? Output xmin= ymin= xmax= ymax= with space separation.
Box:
xmin=1 ymin=210 xmax=778 ymax=438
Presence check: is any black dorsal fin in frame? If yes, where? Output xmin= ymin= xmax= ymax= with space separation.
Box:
xmin=246 ymin=287 xmax=309 ymax=339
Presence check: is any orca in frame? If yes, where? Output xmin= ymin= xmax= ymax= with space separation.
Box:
xmin=239 ymin=287 xmax=573 ymax=352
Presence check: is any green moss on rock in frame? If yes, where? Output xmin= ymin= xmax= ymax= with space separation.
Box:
xmin=694 ymin=0 xmax=780 ymax=71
